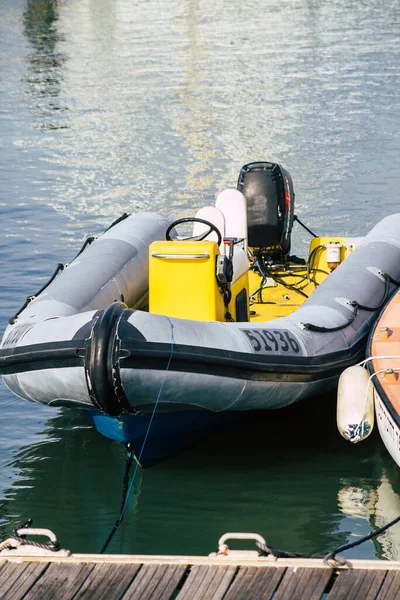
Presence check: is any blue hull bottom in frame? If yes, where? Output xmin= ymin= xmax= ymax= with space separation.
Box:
xmin=85 ymin=410 xmax=239 ymax=466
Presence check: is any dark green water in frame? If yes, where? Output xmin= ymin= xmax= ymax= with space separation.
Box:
xmin=1 ymin=394 xmax=400 ymax=559
xmin=1 ymin=0 xmax=400 ymax=559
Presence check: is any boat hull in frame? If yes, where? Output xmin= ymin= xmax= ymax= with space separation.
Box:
xmin=374 ymin=390 xmax=400 ymax=468
xmin=3 ymin=213 xmax=400 ymax=446
xmin=85 ymin=410 xmax=241 ymax=466
xmin=368 ymin=290 xmax=400 ymax=467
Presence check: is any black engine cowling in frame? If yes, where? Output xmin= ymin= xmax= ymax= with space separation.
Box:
xmin=237 ymin=161 xmax=294 ymax=259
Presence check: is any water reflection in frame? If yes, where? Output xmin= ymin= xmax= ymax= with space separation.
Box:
xmin=13 ymin=0 xmax=400 ymax=228
xmin=373 ymin=474 xmax=400 ymax=561
xmin=339 ymin=467 xmax=400 ymax=561
xmin=338 ymin=469 xmax=400 ymax=560
xmin=23 ymin=0 xmax=68 ymax=128
xmin=0 ymin=393 xmax=398 ymax=559
xmin=174 ymin=0 xmax=218 ymax=205
xmin=0 ymin=409 xmax=132 ymax=554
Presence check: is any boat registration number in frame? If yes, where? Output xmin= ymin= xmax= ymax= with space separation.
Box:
xmin=2 ymin=323 xmax=34 ymax=348
xmin=241 ymin=328 xmax=302 ymax=355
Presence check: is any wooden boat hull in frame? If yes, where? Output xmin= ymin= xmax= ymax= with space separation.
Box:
xmin=374 ymin=390 xmax=400 ymax=468
xmin=368 ymin=288 xmax=400 ymax=467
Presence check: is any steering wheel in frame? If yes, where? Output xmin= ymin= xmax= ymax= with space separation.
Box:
xmin=166 ymin=217 xmax=223 ymax=247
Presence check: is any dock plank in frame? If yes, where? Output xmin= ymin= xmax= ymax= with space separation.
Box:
xmin=223 ymin=566 xmax=285 ymax=600
xmin=273 ymin=567 xmax=333 ymax=600
xmin=73 ymin=563 xmax=141 ymax=600
xmin=176 ymin=565 xmax=236 ymax=600
xmin=376 ymin=571 xmax=400 ymax=599
xmin=22 ymin=563 xmax=95 ymax=600
xmin=1 ymin=555 xmax=400 ymax=599
xmin=0 ymin=562 xmax=48 ymax=600
xmin=328 ymin=569 xmax=388 ymax=600
xmin=123 ymin=564 xmax=187 ymax=600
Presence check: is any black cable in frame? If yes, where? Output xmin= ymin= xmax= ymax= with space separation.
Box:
xmin=251 ymin=244 xmax=331 ymax=305
xmin=303 ymin=273 xmax=393 ymax=333
xmin=271 ymin=271 xmax=307 ymax=280
xmin=312 ymin=268 xmax=330 ymax=277
xmin=253 ymin=255 xmax=310 ymax=302
xmin=303 ymin=309 xmax=358 ymax=333
xmin=307 ymin=245 xmax=325 ymax=281
xmin=356 ymin=275 xmax=391 ymax=312
xmin=385 ymin=274 xmax=400 ymax=287
xmin=294 ymin=215 xmax=318 ymax=238
xmin=251 ymin=300 xmax=276 ymax=306
xmin=264 ymin=270 xmax=310 ymax=299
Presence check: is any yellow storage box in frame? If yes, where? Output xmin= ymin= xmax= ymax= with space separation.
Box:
xmin=149 ymin=240 xmax=225 ymax=321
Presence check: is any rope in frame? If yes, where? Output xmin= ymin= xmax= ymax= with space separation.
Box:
xmin=256 ymin=540 xmax=307 ymax=559
xmin=255 ymin=512 xmax=400 ymax=565
xmin=10 ymin=519 xmax=60 ymax=552
xmin=69 ymin=236 xmax=96 ymax=263
xmin=103 ymin=213 xmax=130 ymax=232
xmin=358 ymin=355 xmax=400 ymax=367
xmin=352 ymin=353 xmax=400 ymax=440
xmin=346 ymin=367 xmax=390 ymax=443
xmin=323 ymin=514 xmax=400 ymax=567
xmin=100 ymin=317 xmax=175 ymax=554
xmin=9 ymin=263 xmax=65 ymax=325
xmin=12 ymin=214 xmax=132 ymax=325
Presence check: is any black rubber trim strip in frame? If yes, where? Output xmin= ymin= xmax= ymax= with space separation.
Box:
xmin=0 ymin=341 xmax=85 ymax=375
xmin=85 ymin=301 xmax=128 ymax=416
xmin=366 ymin=315 xmax=400 ymax=429
xmin=119 ymin=336 xmax=367 ymax=382
xmin=0 ymin=320 xmax=366 ymax=385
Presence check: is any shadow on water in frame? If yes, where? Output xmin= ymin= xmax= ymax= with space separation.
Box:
xmin=23 ymin=0 xmax=68 ymax=127
xmin=1 ymin=390 xmax=399 ymax=558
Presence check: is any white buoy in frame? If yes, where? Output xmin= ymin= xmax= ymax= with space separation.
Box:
xmin=337 ymin=365 xmax=374 ymax=443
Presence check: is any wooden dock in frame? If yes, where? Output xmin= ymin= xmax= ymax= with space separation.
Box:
xmin=1 ymin=552 xmax=400 ymax=599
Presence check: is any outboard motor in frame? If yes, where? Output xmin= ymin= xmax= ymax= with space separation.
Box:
xmin=237 ymin=162 xmax=295 ymax=263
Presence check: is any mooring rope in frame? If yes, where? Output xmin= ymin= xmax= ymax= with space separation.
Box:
xmin=323 ymin=514 xmax=400 ymax=566
xmin=100 ymin=317 xmax=175 ymax=554
xmin=347 ymin=367 xmax=390 ymax=443
xmin=253 ymin=513 xmax=400 ymax=566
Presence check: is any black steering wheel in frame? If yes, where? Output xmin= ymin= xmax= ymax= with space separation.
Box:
xmin=166 ymin=217 xmax=223 ymax=247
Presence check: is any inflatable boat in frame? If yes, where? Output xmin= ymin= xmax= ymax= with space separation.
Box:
xmin=2 ymin=162 xmax=400 ymax=463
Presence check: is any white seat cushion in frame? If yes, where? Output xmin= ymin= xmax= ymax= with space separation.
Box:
xmin=194 ymin=204 xmax=248 ymax=283
xmin=193 ymin=206 xmax=226 ymax=249
xmin=216 ymin=189 xmax=248 ymax=251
